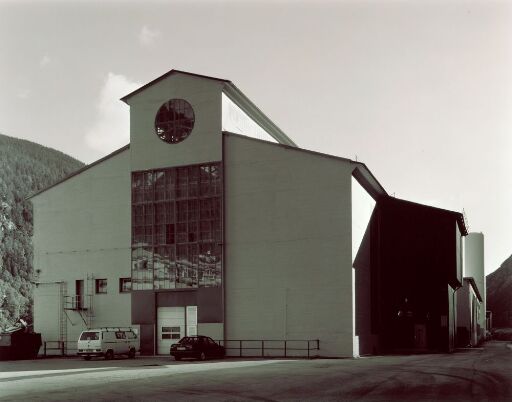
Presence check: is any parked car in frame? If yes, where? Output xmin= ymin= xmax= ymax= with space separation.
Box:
xmin=77 ymin=327 xmax=139 ymax=360
xmin=170 ymin=336 xmax=225 ymax=361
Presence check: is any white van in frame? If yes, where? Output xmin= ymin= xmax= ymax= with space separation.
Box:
xmin=77 ymin=327 xmax=139 ymax=360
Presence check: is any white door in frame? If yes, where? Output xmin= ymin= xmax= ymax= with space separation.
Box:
xmin=157 ymin=307 xmax=185 ymax=355
xmin=186 ymin=306 xmax=198 ymax=336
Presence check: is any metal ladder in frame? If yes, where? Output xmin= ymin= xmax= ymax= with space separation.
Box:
xmin=59 ymin=282 xmax=67 ymax=354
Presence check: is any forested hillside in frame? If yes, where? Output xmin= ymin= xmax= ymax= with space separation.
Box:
xmin=0 ymin=133 xmax=84 ymax=330
xmin=487 ymin=255 xmax=512 ymax=328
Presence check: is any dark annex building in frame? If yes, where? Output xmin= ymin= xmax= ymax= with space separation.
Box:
xmin=356 ymin=197 xmax=467 ymax=355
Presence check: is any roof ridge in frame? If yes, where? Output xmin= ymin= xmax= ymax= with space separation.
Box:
xmin=121 ymin=69 xmax=230 ymax=103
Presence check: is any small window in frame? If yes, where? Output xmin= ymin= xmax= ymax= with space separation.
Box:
xmin=161 ymin=326 xmax=181 ymax=340
xmin=115 ymin=332 xmax=126 ymax=339
xmin=119 ymin=278 xmax=132 ymax=293
xmin=95 ymin=279 xmax=107 ymax=294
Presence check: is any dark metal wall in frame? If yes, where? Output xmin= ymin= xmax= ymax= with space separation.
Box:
xmin=358 ymin=197 xmax=464 ymax=354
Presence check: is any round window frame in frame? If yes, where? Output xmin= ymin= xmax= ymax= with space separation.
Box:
xmin=154 ymin=99 xmax=195 ymax=144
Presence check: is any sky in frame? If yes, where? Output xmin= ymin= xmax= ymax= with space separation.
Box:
xmin=0 ymin=0 xmax=510 ymax=274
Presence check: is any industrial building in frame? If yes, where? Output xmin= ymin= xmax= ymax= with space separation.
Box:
xmin=31 ymin=70 xmax=480 ymax=357
xmin=456 ymin=233 xmax=486 ymax=347
xmin=360 ymin=197 xmax=468 ymax=354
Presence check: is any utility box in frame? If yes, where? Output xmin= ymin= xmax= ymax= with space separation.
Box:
xmin=0 ymin=326 xmax=42 ymax=360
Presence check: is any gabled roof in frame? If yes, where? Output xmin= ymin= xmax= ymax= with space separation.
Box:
xmin=27 ymin=144 xmax=130 ymax=200
xmin=383 ymin=196 xmax=468 ymax=236
xmin=222 ymin=131 xmax=388 ymax=200
xmin=120 ymin=69 xmax=230 ymax=104
xmin=120 ymin=69 xmax=297 ymax=147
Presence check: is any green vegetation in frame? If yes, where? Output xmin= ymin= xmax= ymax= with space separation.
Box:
xmin=0 ymin=133 xmax=83 ymax=330
xmin=487 ymin=254 xmax=512 ymax=329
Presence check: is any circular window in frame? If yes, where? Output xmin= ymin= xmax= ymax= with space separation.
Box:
xmin=154 ymin=99 xmax=195 ymax=144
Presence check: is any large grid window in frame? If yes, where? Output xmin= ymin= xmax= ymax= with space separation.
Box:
xmin=131 ymin=163 xmax=222 ymax=291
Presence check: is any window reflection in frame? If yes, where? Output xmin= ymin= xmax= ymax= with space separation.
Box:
xmin=131 ymin=162 xmax=222 ymax=290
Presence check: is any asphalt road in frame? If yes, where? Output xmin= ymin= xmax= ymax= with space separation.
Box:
xmin=0 ymin=341 xmax=511 ymax=401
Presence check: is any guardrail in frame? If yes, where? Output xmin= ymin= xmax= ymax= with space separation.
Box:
xmin=42 ymin=339 xmax=320 ymax=358
xmin=217 ymin=339 xmax=320 ymax=359
xmin=42 ymin=341 xmax=77 ymax=357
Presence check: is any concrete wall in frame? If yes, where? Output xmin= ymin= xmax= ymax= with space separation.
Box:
xmin=224 ymin=134 xmax=355 ymax=357
xmin=464 ymin=233 xmax=485 ymax=340
xmin=127 ymin=73 xmax=224 ymax=172
xmin=456 ymin=279 xmax=482 ymax=346
xmin=33 ymin=283 xmax=61 ymax=349
xmin=32 ymin=149 xmax=132 ymax=351
xmin=352 ymin=176 xmax=377 ymax=356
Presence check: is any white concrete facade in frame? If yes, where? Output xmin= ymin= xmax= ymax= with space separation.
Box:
xmin=351 ymin=176 xmax=377 ymax=356
xmin=32 ymin=149 xmax=133 ymax=353
xmin=224 ymin=134 xmax=366 ymax=357
xmin=127 ymin=74 xmax=224 ymax=172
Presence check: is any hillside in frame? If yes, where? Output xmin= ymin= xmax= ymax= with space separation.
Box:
xmin=486 ymin=254 xmax=512 ymax=328
xmin=0 ymin=133 xmax=84 ymax=330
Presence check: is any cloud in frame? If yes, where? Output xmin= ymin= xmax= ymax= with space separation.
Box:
xmin=84 ymin=73 xmax=141 ymax=157
xmin=138 ymin=25 xmax=160 ymax=47
xmin=39 ymin=55 xmax=51 ymax=68
xmin=16 ymin=89 xmax=31 ymax=99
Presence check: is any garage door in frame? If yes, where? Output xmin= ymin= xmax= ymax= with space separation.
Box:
xmin=157 ymin=306 xmax=197 ymax=355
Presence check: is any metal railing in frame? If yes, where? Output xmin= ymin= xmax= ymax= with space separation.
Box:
xmin=42 ymin=341 xmax=78 ymax=357
xmin=64 ymin=295 xmax=92 ymax=311
xmin=41 ymin=339 xmax=320 ymax=358
xmin=216 ymin=339 xmax=320 ymax=359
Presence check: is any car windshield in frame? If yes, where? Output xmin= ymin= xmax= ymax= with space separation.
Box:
xmin=80 ymin=331 xmax=100 ymax=341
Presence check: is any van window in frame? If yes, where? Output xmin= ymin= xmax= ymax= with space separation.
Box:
xmin=126 ymin=331 xmax=137 ymax=339
xmin=115 ymin=332 xmax=126 ymax=339
xmin=80 ymin=332 xmax=100 ymax=341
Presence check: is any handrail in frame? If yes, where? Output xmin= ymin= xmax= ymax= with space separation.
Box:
xmin=93 ymin=327 xmax=135 ymax=332
xmin=42 ymin=338 xmax=320 ymax=358
xmin=215 ymin=339 xmax=320 ymax=359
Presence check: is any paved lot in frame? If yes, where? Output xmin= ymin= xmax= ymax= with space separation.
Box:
xmin=0 ymin=341 xmax=511 ymax=401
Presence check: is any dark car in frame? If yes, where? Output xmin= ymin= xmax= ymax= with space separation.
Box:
xmin=170 ymin=336 xmax=225 ymax=361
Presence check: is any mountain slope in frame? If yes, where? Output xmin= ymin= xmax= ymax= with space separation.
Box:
xmin=486 ymin=254 xmax=512 ymax=328
xmin=0 ymin=133 xmax=84 ymax=329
